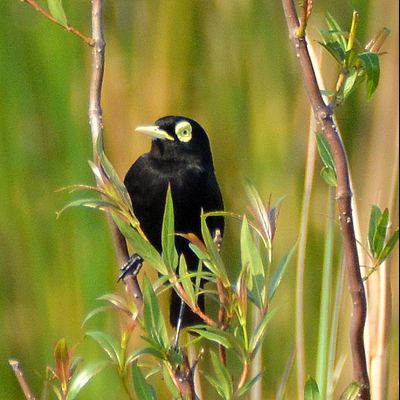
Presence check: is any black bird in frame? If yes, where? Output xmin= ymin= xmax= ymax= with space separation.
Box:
xmin=124 ymin=116 xmax=224 ymax=329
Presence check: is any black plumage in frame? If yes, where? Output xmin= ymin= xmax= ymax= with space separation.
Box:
xmin=124 ymin=116 xmax=224 ymax=328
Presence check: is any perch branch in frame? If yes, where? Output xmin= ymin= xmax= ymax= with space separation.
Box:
xmin=89 ymin=0 xmax=143 ymax=310
xmin=281 ymin=1 xmax=370 ymax=399
xmin=8 ymin=359 xmax=36 ymax=400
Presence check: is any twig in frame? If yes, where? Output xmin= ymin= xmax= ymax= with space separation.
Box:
xmin=281 ymin=1 xmax=370 ymax=399
xmin=8 ymin=359 xmax=36 ymax=400
xmin=89 ymin=0 xmax=143 ymax=310
xmin=21 ymin=0 xmax=94 ymax=46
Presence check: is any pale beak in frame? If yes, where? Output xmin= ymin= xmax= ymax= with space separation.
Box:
xmin=135 ymin=125 xmax=174 ymax=141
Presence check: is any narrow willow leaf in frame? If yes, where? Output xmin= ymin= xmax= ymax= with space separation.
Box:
xmin=82 ymin=305 xmax=115 ymax=326
xmin=321 ymin=167 xmax=338 ymax=187
xmin=143 ymin=275 xmax=169 ymax=350
xmin=338 ymin=382 xmax=360 ymax=400
xmin=209 ymin=350 xmax=233 ymax=399
xmin=131 ymin=361 xmax=156 ymax=400
xmin=126 ymin=345 xmax=165 ymax=366
xmin=316 ymin=133 xmax=337 ymax=186
xmin=47 ymin=0 xmax=68 ymax=26
xmin=189 ymin=326 xmax=246 ymax=360
xmin=368 ymin=205 xmax=382 ymax=253
xmin=325 ymin=12 xmax=347 ymax=50
xmin=377 ymin=228 xmax=399 ymax=264
xmin=237 ymin=370 xmax=264 ymax=397
xmin=342 ymin=69 xmax=359 ymax=99
xmin=268 ymin=241 xmax=297 ymax=303
xmin=345 ymin=48 xmax=360 ymax=69
xmin=200 ymin=211 xmax=229 ymax=284
xmin=95 ymin=136 xmax=133 ymax=209
xmin=316 ymin=133 xmax=335 ymax=171
xmin=249 ymin=308 xmax=277 ymax=356
xmin=59 ymin=197 xmax=119 ymax=213
xmin=161 ymin=363 xmax=183 ymax=399
xmin=372 ymin=208 xmax=389 ymax=257
xmin=359 ymin=52 xmax=380 ymax=100
xmin=320 ymin=89 xmax=335 ymax=97
xmin=317 ymin=41 xmax=346 ymax=64
xmin=85 ymin=331 xmax=121 ymax=366
xmin=161 ymin=186 xmax=178 ymax=270
xmin=112 ymin=213 xmax=168 ymax=275
xmin=202 ymin=372 xmax=224 ymax=398
xmin=304 ymin=376 xmax=321 ymax=400
xmin=66 ymin=360 xmax=110 ymax=400
xmin=178 ymin=254 xmax=196 ymax=307
xmin=240 ymin=215 xmax=265 ymax=309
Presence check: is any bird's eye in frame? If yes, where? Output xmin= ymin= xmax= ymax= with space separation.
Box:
xmin=175 ymin=121 xmax=192 ymax=142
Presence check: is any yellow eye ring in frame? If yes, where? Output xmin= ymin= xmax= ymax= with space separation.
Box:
xmin=175 ymin=121 xmax=192 ymax=142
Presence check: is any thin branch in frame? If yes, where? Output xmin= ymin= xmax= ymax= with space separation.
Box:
xmin=8 ymin=359 xmax=36 ymax=400
xmin=21 ymin=0 xmax=94 ymax=46
xmin=281 ymin=1 xmax=370 ymax=399
xmin=89 ymin=0 xmax=143 ymax=309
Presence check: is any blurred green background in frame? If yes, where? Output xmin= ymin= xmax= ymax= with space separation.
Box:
xmin=1 ymin=0 xmax=398 ymax=399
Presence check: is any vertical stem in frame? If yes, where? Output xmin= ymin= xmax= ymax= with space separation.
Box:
xmin=89 ymin=0 xmax=143 ymax=306
xmin=280 ymin=1 xmax=370 ymax=398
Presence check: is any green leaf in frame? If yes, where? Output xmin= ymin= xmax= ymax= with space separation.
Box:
xmin=249 ymin=308 xmax=277 ymax=356
xmin=200 ymin=211 xmax=229 ymax=284
xmin=59 ymin=197 xmax=120 ymax=214
xmin=66 ymin=361 xmax=110 ymax=400
xmin=359 ymin=52 xmax=380 ymax=100
xmin=131 ymin=361 xmax=156 ymax=400
xmin=368 ymin=205 xmax=382 ymax=253
xmin=189 ymin=326 xmax=246 ymax=360
xmin=112 ymin=212 xmax=168 ymax=275
xmin=85 ymin=331 xmax=121 ymax=366
xmin=161 ymin=186 xmax=178 ymax=270
xmin=95 ymin=137 xmax=133 ymax=210
xmin=240 ymin=215 xmax=266 ymax=309
xmin=345 ymin=48 xmax=360 ymax=69
xmin=377 ymin=228 xmax=399 ymax=264
xmin=372 ymin=208 xmax=389 ymax=257
xmin=177 ymin=254 xmax=197 ymax=308
xmin=342 ymin=70 xmax=366 ymax=100
xmin=209 ymin=350 xmax=233 ymax=399
xmin=126 ymin=346 xmax=165 ymax=365
xmin=321 ymin=167 xmax=338 ymax=187
xmin=325 ymin=12 xmax=347 ymax=50
xmin=316 ymin=133 xmax=337 ymax=186
xmin=143 ymin=275 xmax=169 ymax=350
xmin=237 ymin=370 xmax=264 ymax=397
xmin=47 ymin=0 xmax=68 ymax=26
xmin=268 ymin=241 xmax=297 ymax=302
xmin=342 ymin=69 xmax=358 ymax=99
xmin=161 ymin=364 xmax=181 ymax=399
xmin=338 ymin=382 xmax=360 ymax=400
xmin=317 ymin=41 xmax=346 ymax=64
xmin=304 ymin=376 xmax=321 ymax=400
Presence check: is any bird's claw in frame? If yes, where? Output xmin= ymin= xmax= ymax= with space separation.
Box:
xmin=118 ymin=253 xmax=144 ymax=282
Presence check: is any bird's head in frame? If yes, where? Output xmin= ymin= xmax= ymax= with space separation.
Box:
xmin=135 ymin=116 xmax=214 ymax=165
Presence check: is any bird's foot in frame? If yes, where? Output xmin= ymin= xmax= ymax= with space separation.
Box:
xmin=118 ymin=253 xmax=144 ymax=282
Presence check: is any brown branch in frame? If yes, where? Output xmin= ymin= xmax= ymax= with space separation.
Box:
xmin=8 ymin=359 xmax=36 ymax=400
xmin=281 ymin=1 xmax=370 ymax=399
xmin=21 ymin=0 xmax=94 ymax=46
xmin=89 ymin=0 xmax=143 ymax=310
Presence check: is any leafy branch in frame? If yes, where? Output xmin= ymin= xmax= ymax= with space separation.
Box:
xmin=21 ymin=0 xmax=94 ymax=46
xmin=280 ymin=1 xmax=392 ymax=399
